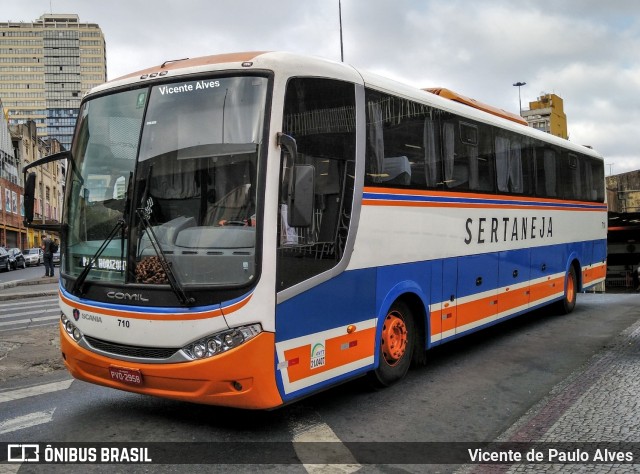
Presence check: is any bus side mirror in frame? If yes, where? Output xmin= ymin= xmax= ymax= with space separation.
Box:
xmin=288 ymin=164 xmax=315 ymax=228
xmin=24 ymin=172 xmax=36 ymax=224
xmin=278 ymin=133 xmax=315 ymax=228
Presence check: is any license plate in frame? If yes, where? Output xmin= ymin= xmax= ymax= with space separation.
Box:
xmin=109 ymin=366 xmax=143 ymax=386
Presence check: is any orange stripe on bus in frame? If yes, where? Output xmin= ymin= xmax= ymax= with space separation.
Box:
xmin=583 ymin=264 xmax=606 ymax=285
xmin=430 ymin=277 xmax=566 ymax=339
xmin=283 ymin=327 xmax=376 ymax=383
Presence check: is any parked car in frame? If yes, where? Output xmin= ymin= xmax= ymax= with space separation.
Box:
xmin=0 ymin=247 xmax=11 ymax=271
xmin=53 ymin=250 xmax=60 ymax=266
xmin=23 ymin=248 xmax=43 ymax=266
xmin=8 ymin=248 xmax=26 ymax=269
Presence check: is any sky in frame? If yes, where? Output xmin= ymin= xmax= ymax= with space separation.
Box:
xmin=4 ymin=0 xmax=639 ymax=175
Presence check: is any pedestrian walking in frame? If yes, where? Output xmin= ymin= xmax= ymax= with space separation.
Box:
xmin=41 ymin=233 xmax=54 ymax=278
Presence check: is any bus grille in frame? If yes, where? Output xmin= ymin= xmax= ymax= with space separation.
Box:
xmin=84 ymin=336 xmax=179 ymax=360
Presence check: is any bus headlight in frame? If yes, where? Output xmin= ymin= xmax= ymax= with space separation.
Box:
xmin=61 ymin=313 xmax=83 ymax=342
xmin=183 ymin=324 xmax=262 ymax=360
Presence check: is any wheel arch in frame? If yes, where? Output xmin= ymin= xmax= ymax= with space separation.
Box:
xmin=566 ymin=253 xmax=583 ymax=291
xmin=376 ymin=281 xmax=429 ymax=367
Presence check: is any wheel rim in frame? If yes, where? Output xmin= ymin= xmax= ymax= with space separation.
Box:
xmin=567 ymin=272 xmax=576 ymax=303
xmin=381 ymin=310 xmax=408 ymax=366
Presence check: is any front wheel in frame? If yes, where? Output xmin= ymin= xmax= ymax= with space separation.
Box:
xmin=368 ymin=300 xmax=415 ymax=388
xmin=559 ymin=266 xmax=577 ymax=314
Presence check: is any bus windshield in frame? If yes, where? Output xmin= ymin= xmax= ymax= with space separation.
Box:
xmin=65 ymin=75 xmax=268 ymax=288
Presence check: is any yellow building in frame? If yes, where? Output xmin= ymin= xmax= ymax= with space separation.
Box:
xmin=521 ymin=93 xmax=568 ymax=139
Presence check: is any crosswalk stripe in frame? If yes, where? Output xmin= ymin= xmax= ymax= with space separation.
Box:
xmin=0 ymin=379 xmax=73 ymax=403
xmin=0 ymin=409 xmax=55 ymax=434
xmin=291 ymin=421 xmax=361 ymax=473
xmin=0 ymin=306 xmax=59 ymax=315
xmin=0 ymin=313 xmax=59 ymax=327
xmin=0 ymin=298 xmax=57 ymax=308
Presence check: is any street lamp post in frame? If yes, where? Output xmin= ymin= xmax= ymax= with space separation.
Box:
xmin=338 ymin=0 xmax=344 ymax=62
xmin=513 ymin=81 xmax=526 ymax=116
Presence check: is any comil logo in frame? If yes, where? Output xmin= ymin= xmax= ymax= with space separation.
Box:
xmin=310 ymin=343 xmax=325 ymax=369
xmin=7 ymin=444 xmax=39 ymax=462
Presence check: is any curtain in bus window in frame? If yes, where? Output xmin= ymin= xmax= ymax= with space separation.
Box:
xmin=584 ymin=159 xmax=594 ymax=200
xmin=467 ymin=144 xmax=479 ymax=190
xmin=443 ymin=122 xmax=455 ymax=187
xmin=222 ymin=81 xmax=264 ymax=145
xmin=496 ymin=136 xmax=510 ymax=192
xmin=543 ymin=149 xmax=557 ymax=197
xmin=424 ymin=119 xmax=439 ymax=187
xmin=149 ymin=154 xmax=199 ymax=199
xmin=509 ymin=140 xmax=523 ymax=193
xmin=367 ymin=102 xmax=385 ymax=183
xmin=572 ymin=157 xmax=582 ymax=200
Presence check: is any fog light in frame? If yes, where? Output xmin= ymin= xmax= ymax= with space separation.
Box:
xmin=61 ymin=313 xmax=83 ymax=343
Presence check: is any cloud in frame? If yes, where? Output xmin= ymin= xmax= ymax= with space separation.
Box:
xmin=3 ymin=0 xmax=639 ymax=172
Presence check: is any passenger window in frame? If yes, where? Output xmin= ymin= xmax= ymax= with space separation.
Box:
xmin=365 ymin=90 xmax=442 ymax=189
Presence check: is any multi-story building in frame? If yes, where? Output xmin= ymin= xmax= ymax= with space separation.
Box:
xmin=9 ymin=120 xmax=65 ymax=248
xmin=1 ymin=97 xmax=26 ymax=248
xmin=0 ymin=13 xmax=107 ymax=150
xmin=521 ymin=93 xmax=568 ymax=139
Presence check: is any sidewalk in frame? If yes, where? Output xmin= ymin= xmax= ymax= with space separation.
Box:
xmin=0 ymin=275 xmax=59 ymax=301
xmin=0 ymin=276 xmax=63 ymax=383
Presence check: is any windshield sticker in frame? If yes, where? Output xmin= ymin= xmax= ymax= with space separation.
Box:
xmin=136 ymin=92 xmax=146 ymax=109
xmin=80 ymin=257 xmax=126 ymax=272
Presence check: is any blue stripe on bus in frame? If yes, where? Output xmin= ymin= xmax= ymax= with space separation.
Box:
xmin=275 ymin=239 xmax=606 ymax=344
xmin=59 ymin=285 xmax=251 ymax=316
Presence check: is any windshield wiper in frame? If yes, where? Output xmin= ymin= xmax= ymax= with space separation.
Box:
xmin=136 ymin=208 xmax=195 ymax=306
xmin=72 ymin=172 xmax=132 ymax=296
xmin=71 ymin=218 xmax=125 ymax=295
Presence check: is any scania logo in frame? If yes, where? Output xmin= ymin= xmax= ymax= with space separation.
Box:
xmin=106 ymin=291 xmax=149 ymax=302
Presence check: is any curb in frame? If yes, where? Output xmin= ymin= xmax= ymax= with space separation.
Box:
xmin=0 ymin=277 xmax=59 ymax=301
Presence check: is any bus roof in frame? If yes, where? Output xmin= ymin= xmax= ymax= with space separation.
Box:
xmin=93 ymin=51 xmax=601 ymax=160
xmin=424 ymin=87 xmax=529 ymax=126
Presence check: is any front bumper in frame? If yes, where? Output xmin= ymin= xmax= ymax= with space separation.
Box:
xmin=60 ymin=323 xmax=283 ymax=409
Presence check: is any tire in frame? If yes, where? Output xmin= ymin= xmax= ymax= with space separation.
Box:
xmin=559 ymin=266 xmax=577 ymax=314
xmin=368 ymin=300 xmax=415 ymax=388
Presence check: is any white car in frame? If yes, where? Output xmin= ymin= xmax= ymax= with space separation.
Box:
xmin=23 ymin=248 xmax=43 ymax=266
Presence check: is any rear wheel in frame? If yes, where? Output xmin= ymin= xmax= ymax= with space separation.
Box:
xmin=368 ymin=300 xmax=415 ymax=388
xmin=560 ymin=266 xmax=577 ymax=314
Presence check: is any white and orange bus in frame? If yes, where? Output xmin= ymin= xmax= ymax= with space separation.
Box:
xmin=24 ymin=52 xmax=606 ymax=409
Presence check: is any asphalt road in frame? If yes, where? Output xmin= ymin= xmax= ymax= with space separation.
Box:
xmin=0 ymin=292 xmax=639 ymax=473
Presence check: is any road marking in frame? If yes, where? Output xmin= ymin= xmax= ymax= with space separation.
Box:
xmin=0 ymin=313 xmax=59 ymax=327
xmin=291 ymin=419 xmax=361 ymax=473
xmin=0 ymin=379 xmax=73 ymax=403
xmin=0 ymin=409 xmax=55 ymax=434
xmin=1 ymin=298 xmax=57 ymax=308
